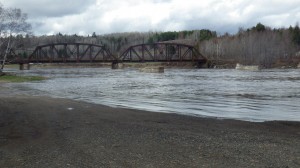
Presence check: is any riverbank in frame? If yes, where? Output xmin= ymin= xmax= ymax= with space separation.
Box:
xmin=0 ymin=73 xmax=46 ymax=83
xmin=0 ymin=93 xmax=299 ymax=167
xmin=207 ymin=59 xmax=300 ymax=69
xmin=4 ymin=60 xmax=300 ymax=71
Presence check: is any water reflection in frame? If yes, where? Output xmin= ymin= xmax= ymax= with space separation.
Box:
xmin=5 ymin=68 xmax=300 ymax=122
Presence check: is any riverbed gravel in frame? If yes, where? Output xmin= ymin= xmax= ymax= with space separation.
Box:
xmin=0 ymin=96 xmax=299 ymax=167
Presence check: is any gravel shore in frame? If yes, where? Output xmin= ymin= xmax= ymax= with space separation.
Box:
xmin=0 ymin=95 xmax=299 ymax=168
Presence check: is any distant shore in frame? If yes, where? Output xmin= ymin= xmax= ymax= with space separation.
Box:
xmin=0 ymin=85 xmax=299 ymax=167
xmin=4 ymin=60 xmax=300 ymax=71
xmin=6 ymin=62 xmax=201 ymax=69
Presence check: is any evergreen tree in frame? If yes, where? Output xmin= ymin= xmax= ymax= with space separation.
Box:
xmin=199 ymin=29 xmax=216 ymax=41
xmin=253 ymin=23 xmax=266 ymax=32
xmin=92 ymin=32 xmax=97 ymax=38
xmin=292 ymin=24 xmax=300 ymax=45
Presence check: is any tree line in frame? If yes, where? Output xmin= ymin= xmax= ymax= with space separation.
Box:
xmin=1 ymin=3 xmax=299 ymax=68
xmin=199 ymin=23 xmax=300 ymax=68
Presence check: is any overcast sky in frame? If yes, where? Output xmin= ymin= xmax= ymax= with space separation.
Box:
xmin=1 ymin=0 xmax=300 ymax=36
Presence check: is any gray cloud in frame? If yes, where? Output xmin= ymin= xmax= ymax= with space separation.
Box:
xmin=1 ymin=0 xmax=300 ymax=35
xmin=1 ymin=0 xmax=95 ymax=17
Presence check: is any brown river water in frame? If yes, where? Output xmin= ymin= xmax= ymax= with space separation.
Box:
xmin=3 ymin=67 xmax=300 ymax=122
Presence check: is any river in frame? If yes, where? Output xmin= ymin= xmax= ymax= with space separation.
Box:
xmin=4 ymin=67 xmax=300 ymax=122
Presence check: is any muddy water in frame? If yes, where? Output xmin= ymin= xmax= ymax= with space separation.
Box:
xmin=4 ymin=68 xmax=300 ymax=122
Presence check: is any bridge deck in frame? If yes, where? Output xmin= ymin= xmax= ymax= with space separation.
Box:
xmin=5 ymin=42 xmax=207 ymax=64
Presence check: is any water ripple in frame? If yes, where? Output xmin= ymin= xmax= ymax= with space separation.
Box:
xmin=7 ymin=68 xmax=300 ymax=122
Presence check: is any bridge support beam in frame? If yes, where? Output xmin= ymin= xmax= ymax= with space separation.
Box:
xmin=111 ymin=61 xmax=124 ymax=69
xmin=19 ymin=63 xmax=24 ymax=70
xmin=19 ymin=63 xmax=30 ymax=70
xmin=195 ymin=60 xmax=208 ymax=68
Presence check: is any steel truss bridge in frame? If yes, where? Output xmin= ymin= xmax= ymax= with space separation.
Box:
xmin=6 ymin=42 xmax=207 ymax=64
xmin=28 ymin=43 xmax=115 ymax=63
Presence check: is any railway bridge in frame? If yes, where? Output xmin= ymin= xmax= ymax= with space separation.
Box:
xmin=6 ymin=42 xmax=207 ymax=69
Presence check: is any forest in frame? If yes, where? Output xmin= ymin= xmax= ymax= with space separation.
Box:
xmin=8 ymin=24 xmax=299 ymax=68
xmin=1 ymin=4 xmax=300 ymax=68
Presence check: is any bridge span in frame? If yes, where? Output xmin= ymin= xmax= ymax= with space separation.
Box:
xmin=7 ymin=42 xmax=207 ymax=68
xmin=28 ymin=43 xmax=115 ymax=63
xmin=120 ymin=42 xmax=206 ymax=63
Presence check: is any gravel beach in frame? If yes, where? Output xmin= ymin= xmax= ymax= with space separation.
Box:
xmin=0 ymin=93 xmax=300 ymax=167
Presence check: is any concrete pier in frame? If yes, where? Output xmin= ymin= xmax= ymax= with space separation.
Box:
xmin=111 ymin=62 xmax=124 ymax=69
xmin=19 ymin=63 xmax=30 ymax=70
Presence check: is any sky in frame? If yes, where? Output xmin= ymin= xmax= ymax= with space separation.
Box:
xmin=1 ymin=0 xmax=300 ymax=36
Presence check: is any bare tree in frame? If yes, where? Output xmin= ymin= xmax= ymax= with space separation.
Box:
xmin=0 ymin=3 xmax=31 ymax=72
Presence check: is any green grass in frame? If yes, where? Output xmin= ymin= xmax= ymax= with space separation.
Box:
xmin=0 ymin=74 xmax=46 ymax=83
xmin=4 ymin=64 xmax=19 ymax=69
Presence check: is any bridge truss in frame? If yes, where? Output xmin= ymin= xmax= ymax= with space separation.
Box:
xmin=4 ymin=42 xmax=207 ymax=65
xmin=120 ymin=42 xmax=206 ymax=63
xmin=28 ymin=43 xmax=115 ymax=63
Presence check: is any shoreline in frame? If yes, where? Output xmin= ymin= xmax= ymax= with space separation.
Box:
xmin=4 ymin=62 xmax=300 ymax=70
xmin=1 ymin=83 xmax=298 ymax=123
xmin=0 ymin=94 xmax=299 ymax=167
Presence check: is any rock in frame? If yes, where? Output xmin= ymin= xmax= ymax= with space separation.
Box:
xmin=235 ymin=63 xmax=260 ymax=71
xmin=139 ymin=67 xmax=164 ymax=73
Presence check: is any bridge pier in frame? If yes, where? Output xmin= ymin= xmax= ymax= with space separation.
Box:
xmin=19 ymin=63 xmax=24 ymax=70
xmin=111 ymin=61 xmax=124 ymax=69
xmin=196 ymin=60 xmax=208 ymax=68
xmin=19 ymin=63 xmax=30 ymax=70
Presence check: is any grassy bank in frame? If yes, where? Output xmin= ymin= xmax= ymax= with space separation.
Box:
xmin=0 ymin=73 xmax=46 ymax=83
